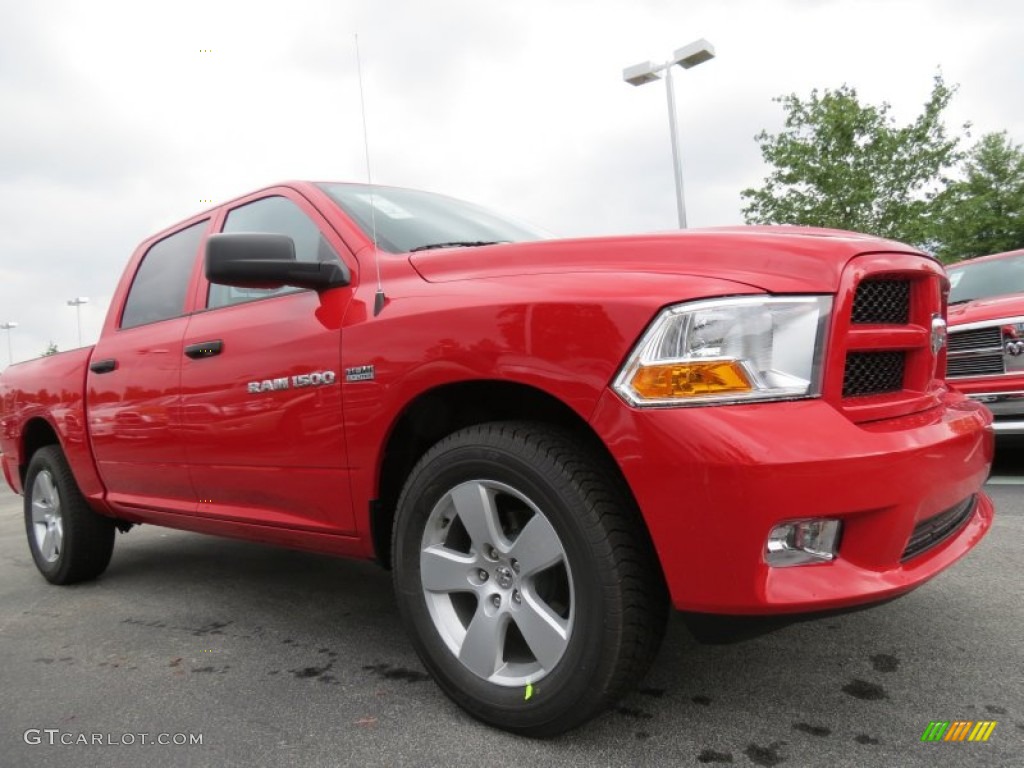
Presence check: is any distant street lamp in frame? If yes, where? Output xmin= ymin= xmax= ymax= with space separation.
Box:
xmin=623 ymin=38 xmax=716 ymax=229
xmin=1 ymin=321 xmax=17 ymax=366
xmin=67 ymin=297 xmax=89 ymax=347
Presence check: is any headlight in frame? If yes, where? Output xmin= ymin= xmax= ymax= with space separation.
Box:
xmin=613 ymin=295 xmax=831 ymax=407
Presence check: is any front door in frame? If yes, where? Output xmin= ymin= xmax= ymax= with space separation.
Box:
xmin=179 ymin=191 xmax=355 ymax=533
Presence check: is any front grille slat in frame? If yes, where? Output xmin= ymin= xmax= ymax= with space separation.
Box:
xmin=948 ymin=327 xmax=1002 ymax=353
xmin=843 ymin=351 xmax=905 ymax=397
xmin=851 ymin=279 xmax=910 ymax=324
xmin=947 ymin=355 xmax=1005 ymax=377
xmin=901 ymin=495 xmax=976 ymax=561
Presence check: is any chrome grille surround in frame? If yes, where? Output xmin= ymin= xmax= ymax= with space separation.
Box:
xmin=945 ymin=316 xmax=1024 ymax=379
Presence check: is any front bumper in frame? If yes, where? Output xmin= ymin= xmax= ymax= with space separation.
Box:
xmin=590 ymin=388 xmax=994 ymax=615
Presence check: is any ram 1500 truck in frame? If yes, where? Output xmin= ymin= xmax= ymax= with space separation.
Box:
xmin=0 ymin=182 xmax=995 ymax=735
xmin=946 ymin=248 xmax=1024 ymax=434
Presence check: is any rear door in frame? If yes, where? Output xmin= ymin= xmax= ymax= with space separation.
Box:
xmin=87 ymin=219 xmax=209 ymax=512
xmin=179 ymin=189 xmax=356 ymax=533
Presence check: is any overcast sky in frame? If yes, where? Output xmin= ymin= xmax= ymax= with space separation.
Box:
xmin=2 ymin=0 xmax=1023 ymax=364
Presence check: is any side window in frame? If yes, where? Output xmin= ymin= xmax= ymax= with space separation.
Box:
xmin=121 ymin=220 xmax=207 ymax=329
xmin=208 ymin=196 xmax=340 ymax=309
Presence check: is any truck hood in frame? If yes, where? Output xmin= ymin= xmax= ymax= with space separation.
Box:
xmin=408 ymin=227 xmax=923 ymax=294
xmin=948 ymin=292 xmax=1024 ymax=326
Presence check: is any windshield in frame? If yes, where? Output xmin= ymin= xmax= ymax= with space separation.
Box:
xmin=948 ymin=253 xmax=1024 ymax=304
xmin=317 ymin=183 xmax=549 ymax=254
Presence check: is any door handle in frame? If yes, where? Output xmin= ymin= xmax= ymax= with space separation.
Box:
xmin=89 ymin=358 xmax=117 ymax=374
xmin=184 ymin=340 xmax=224 ymax=359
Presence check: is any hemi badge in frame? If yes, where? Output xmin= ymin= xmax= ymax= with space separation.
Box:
xmin=345 ymin=365 xmax=375 ymax=382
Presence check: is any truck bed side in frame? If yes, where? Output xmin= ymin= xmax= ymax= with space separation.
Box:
xmin=0 ymin=348 xmax=109 ymax=512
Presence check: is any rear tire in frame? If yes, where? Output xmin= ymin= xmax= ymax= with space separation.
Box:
xmin=392 ymin=422 xmax=667 ymax=736
xmin=24 ymin=446 xmax=115 ymax=584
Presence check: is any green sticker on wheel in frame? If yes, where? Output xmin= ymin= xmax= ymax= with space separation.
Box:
xmin=525 ymin=683 xmax=534 ymax=701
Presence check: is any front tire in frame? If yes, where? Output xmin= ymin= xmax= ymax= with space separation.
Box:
xmin=24 ymin=446 xmax=115 ymax=584
xmin=392 ymin=422 xmax=667 ymax=736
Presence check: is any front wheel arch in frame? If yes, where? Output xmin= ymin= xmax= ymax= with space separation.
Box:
xmin=372 ymin=380 xmax=655 ymax=570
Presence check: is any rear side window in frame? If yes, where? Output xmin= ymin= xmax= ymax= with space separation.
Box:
xmin=208 ymin=196 xmax=340 ymax=309
xmin=121 ymin=221 xmax=207 ymax=329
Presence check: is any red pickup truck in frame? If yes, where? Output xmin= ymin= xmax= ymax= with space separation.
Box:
xmin=0 ymin=182 xmax=994 ymax=735
xmin=946 ymin=248 xmax=1024 ymax=434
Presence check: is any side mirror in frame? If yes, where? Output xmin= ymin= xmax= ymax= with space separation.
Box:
xmin=205 ymin=233 xmax=350 ymax=291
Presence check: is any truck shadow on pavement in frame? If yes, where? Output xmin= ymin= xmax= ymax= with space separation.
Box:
xmin=16 ymin=518 xmax=1015 ymax=765
xmin=8 ymin=514 xmax=1011 ymax=765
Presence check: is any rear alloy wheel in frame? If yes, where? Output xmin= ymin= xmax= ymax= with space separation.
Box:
xmin=30 ymin=469 xmax=64 ymax=565
xmin=393 ymin=422 xmax=667 ymax=736
xmin=24 ymin=446 xmax=115 ymax=584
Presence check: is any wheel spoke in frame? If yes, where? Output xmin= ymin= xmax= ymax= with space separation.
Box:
xmin=421 ymin=546 xmax=477 ymax=593
xmin=52 ymin=518 xmax=63 ymax=556
xmin=36 ymin=471 xmax=56 ymax=505
xmin=31 ymin=499 xmax=50 ymax=525
xmin=515 ymin=593 xmax=570 ymax=671
xmin=450 ymin=482 xmax=505 ymax=553
xmin=458 ymin=607 xmax=506 ymax=679
xmin=41 ymin=526 xmax=57 ymax=561
xmin=509 ymin=513 xmax=564 ymax=577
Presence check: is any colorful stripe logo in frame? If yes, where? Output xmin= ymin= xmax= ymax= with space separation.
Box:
xmin=921 ymin=721 xmax=997 ymax=742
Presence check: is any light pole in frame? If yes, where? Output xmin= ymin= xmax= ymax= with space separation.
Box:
xmin=623 ymin=38 xmax=716 ymax=229
xmin=67 ymin=297 xmax=89 ymax=347
xmin=0 ymin=322 xmax=17 ymax=366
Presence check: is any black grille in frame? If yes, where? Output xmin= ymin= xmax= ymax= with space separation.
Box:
xmin=843 ymin=351 xmax=905 ymax=397
xmin=901 ymin=495 xmax=976 ymax=561
xmin=946 ymin=355 xmax=1004 ymax=377
xmin=851 ymin=279 xmax=910 ymax=324
xmin=948 ymin=327 xmax=1002 ymax=353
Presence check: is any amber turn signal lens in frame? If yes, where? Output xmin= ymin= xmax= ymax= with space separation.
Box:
xmin=630 ymin=361 xmax=753 ymax=399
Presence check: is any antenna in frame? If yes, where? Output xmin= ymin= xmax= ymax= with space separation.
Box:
xmin=354 ymin=34 xmax=386 ymax=316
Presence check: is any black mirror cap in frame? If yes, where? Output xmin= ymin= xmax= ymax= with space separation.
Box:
xmin=205 ymin=233 xmax=350 ymax=291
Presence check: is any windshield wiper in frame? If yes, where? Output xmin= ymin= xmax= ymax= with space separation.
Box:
xmin=409 ymin=240 xmax=507 ymax=252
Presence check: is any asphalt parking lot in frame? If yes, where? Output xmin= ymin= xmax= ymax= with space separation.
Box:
xmin=0 ymin=453 xmax=1021 ymax=768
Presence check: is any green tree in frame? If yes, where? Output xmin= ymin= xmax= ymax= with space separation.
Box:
xmin=741 ymin=76 xmax=966 ymax=247
xmin=42 ymin=341 xmax=58 ymax=356
xmin=932 ymin=132 xmax=1024 ymax=262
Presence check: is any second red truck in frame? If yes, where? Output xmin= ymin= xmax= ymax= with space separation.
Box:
xmin=945 ymin=248 xmax=1024 ymax=434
